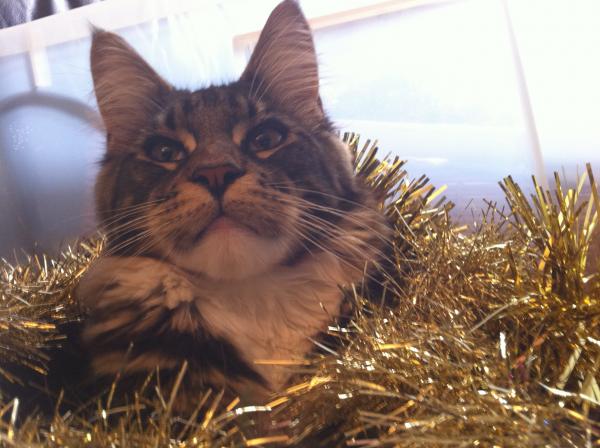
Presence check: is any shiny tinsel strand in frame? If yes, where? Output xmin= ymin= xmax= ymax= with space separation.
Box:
xmin=0 ymin=240 xmax=101 ymax=388
xmin=1 ymin=135 xmax=599 ymax=446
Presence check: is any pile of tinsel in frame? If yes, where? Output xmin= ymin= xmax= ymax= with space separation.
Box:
xmin=1 ymin=134 xmax=599 ymax=446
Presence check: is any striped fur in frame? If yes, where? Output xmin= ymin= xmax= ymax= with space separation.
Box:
xmin=78 ymin=0 xmax=391 ymax=406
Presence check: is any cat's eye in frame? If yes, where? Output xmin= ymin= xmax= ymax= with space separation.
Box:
xmin=246 ymin=121 xmax=288 ymax=157
xmin=252 ymin=129 xmax=283 ymax=151
xmin=144 ymin=138 xmax=187 ymax=163
xmin=149 ymin=146 xmax=186 ymax=163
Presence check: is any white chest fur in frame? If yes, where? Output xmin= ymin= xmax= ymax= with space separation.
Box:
xmin=192 ymin=253 xmax=346 ymax=390
xmin=80 ymin=253 xmax=349 ymax=393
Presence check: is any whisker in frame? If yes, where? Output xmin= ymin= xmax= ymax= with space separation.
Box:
xmin=102 ymin=227 xmax=155 ymax=257
xmin=264 ymin=182 xmax=385 ymax=213
xmin=42 ymin=199 xmax=165 ymax=235
xmin=104 ymin=221 xmax=169 ymax=258
xmin=102 ymin=214 xmax=152 ymax=238
xmin=293 ymin=215 xmax=395 ymax=271
xmin=101 ymin=214 xmax=173 ymax=257
xmin=287 ymin=219 xmax=393 ymax=291
xmin=101 ymin=210 xmax=172 ymax=246
xmin=251 ymin=201 xmax=397 ymax=282
xmin=271 ymin=194 xmax=391 ymax=243
xmin=256 ymin=199 xmax=401 ymax=286
xmin=98 ymin=200 xmax=167 ymax=230
xmin=261 ymin=192 xmax=392 ymax=248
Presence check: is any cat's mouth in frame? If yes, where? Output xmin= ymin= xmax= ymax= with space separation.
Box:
xmin=191 ymin=214 xmax=258 ymax=245
xmin=205 ymin=216 xmax=248 ymax=235
xmin=167 ymin=200 xmax=298 ymax=279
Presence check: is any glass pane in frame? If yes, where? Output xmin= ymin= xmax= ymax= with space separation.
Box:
xmin=508 ymin=0 xmax=600 ymax=174
xmin=312 ymin=0 xmax=535 ymax=213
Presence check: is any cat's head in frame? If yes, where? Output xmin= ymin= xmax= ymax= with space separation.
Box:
xmin=91 ymin=0 xmax=387 ymax=280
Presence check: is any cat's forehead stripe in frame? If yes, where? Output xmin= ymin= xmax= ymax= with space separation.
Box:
xmin=171 ymin=88 xmax=252 ymax=134
xmin=164 ymin=108 xmax=176 ymax=130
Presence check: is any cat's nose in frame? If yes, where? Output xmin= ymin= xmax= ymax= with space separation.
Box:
xmin=191 ymin=163 xmax=244 ymax=196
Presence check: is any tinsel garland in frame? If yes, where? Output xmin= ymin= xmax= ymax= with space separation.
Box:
xmin=1 ymin=134 xmax=599 ymax=446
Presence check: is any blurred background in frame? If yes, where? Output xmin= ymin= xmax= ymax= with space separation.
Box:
xmin=0 ymin=0 xmax=599 ymax=257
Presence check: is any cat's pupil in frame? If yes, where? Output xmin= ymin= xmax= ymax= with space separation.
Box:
xmin=256 ymin=133 xmax=272 ymax=149
xmin=151 ymin=145 xmax=184 ymax=162
xmin=255 ymin=130 xmax=282 ymax=151
xmin=159 ymin=147 xmax=173 ymax=160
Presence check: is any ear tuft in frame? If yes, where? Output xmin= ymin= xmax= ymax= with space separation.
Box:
xmin=241 ymin=0 xmax=322 ymax=125
xmin=91 ymin=31 xmax=171 ymax=150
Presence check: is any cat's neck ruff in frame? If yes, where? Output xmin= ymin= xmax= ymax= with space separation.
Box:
xmin=79 ymin=250 xmax=349 ymax=394
xmin=188 ymin=250 xmax=347 ymax=391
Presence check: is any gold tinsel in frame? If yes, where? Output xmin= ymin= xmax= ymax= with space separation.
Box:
xmin=1 ymin=134 xmax=599 ymax=446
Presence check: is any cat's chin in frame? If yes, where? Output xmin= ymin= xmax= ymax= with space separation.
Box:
xmin=171 ymin=224 xmax=293 ymax=281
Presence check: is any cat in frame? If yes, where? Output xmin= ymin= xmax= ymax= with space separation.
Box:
xmin=77 ymin=0 xmax=391 ymax=407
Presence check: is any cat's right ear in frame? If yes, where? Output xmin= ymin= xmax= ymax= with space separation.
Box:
xmin=90 ymin=30 xmax=171 ymax=149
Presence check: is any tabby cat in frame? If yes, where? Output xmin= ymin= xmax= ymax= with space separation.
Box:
xmin=78 ymin=0 xmax=390 ymax=406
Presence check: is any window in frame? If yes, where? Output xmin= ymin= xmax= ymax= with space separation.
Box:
xmin=0 ymin=0 xmax=598 ymax=255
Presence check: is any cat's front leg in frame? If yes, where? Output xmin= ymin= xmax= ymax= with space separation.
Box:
xmin=77 ymin=256 xmax=199 ymax=375
xmin=76 ymin=256 xmax=266 ymax=400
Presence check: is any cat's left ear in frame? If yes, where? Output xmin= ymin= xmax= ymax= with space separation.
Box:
xmin=240 ymin=0 xmax=323 ymax=125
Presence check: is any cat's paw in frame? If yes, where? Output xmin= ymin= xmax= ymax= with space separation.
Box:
xmin=77 ymin=256 xmax=194 ymax=310
xmin=162 ymin=273 xmax=195 ymax=309
xmin=76 ymin=256 xmax=200 ymax=346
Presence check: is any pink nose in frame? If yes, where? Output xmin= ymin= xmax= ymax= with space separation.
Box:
xmin=191 ymin=164 xmax=243 ymax=195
